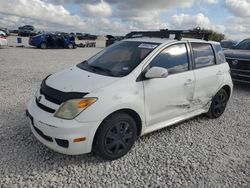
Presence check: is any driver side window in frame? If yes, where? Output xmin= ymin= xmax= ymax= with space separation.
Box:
xmin=236 ymin=39 xmax=250 ymax=50
xmin=149 ymin=43 xmax=189 ymax=74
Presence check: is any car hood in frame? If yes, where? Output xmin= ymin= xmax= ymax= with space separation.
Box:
xmin=46 ymin=66 xmax=119 ymax=93
xmin=224 ymin=49 xmax=250 ymax=59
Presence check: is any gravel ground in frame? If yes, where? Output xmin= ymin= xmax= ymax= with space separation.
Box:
xmin=0 ymin=45 xmax=249 ymax=187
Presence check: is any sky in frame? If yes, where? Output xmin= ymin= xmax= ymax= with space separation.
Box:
xmin=0 ymin=0 xmax=249 ymax=40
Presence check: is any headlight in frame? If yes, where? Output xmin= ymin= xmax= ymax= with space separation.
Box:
xmin=54 ymin=98 xmax=97 ymax=120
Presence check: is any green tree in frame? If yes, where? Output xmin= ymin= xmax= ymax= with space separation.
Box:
xmin=184 ymin=28 xmax=225 ymax=42
xmin=202 ymin=29 xmax=225 ymax=42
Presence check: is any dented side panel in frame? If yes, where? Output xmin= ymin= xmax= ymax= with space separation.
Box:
xmin=192 ymin=64 xmax=226 ymax=110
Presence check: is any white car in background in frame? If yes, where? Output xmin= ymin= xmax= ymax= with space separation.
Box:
xmin=0 ymin=31 xmax=8 ymax=47
xmin=26 ymin=30 xmax=233 ymax=160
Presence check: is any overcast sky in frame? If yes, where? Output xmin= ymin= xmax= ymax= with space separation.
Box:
xmin=0 ymin=0 xmax=249 ymax=40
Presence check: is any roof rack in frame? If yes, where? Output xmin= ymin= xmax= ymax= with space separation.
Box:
xmin=125 ymin=28 xmax=212 ymax=41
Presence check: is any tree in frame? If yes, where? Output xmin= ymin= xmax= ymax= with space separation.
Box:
xmin=203 ymin=29 xmax=225 ymax=42
xmin=184 ymin=28 xmax=225 ymax=42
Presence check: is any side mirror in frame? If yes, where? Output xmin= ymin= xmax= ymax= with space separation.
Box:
xmin=145 ymin=67 xmax=168 ymax=79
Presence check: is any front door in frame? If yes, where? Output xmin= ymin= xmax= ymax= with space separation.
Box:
xmin=143 ymin=43 xmax=195 ymax=127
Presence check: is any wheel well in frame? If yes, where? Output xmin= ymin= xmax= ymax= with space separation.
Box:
xmin=40 ymin=42 xmax=47 ymax=46
xmin=221 ymin=85 xmax=231 ymax=99
xmin=91 ymin=109 xmax=142 ymax=152
xmin=116 ymin=109 xmax=142 ymax=136
xmin=104 ymin=109 xmax=142 ymax=136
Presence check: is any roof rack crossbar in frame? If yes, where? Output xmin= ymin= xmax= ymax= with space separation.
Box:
xmin=125 ymin=28 xmax=212 ymax=41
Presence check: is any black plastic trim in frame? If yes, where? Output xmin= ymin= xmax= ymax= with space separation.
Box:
xmin=36 ymin=98 xmax=56 ymax=113
xmin=33 ymin=125 xmax=53 ymax=142
xmin=55 ymin=138 xmax=69 ymax=148
xmin=26 ymin=110 xmax=34 ymax=125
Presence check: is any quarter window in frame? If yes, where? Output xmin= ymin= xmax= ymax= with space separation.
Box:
xmin=214 ymin=44 xmax=226 ymax=64
xmin=149 ymin=44 xmax=189 ymax=74
xmin=191 ymin=43 xmax=215 ymax=68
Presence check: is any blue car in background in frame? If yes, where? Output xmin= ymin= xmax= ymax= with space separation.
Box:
xmin=29 ymin=33 xmax=76 ymax=49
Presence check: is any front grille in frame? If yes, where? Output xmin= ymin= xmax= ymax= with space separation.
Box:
xmin=227 ymin=58 xmax=250 ymax=82
xmin=33 ymin=125 xmax=53 ymax=142
xmin=227 ymin=58 xmax=250 ymax=70
xmin=36 ymin=98 xmax=56 ymax=113
xmin=55 ymin=139 xmax=69 ymax=148
xmin=40 ymin=89 xmax=62 ymax=105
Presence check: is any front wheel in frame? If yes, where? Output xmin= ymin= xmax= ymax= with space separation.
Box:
xmin=40 ymin=42 xmax=47 ymax=49
xmin=93 ymin=113 xmax=137 ymax=160
xmin=207 ymin=88 xmax=228 ymax=118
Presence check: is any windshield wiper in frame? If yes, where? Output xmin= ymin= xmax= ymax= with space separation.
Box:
xmin=88 ymin=65 xmax=116 ymax=77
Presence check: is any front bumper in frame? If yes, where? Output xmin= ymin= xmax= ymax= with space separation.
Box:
xmin=231 ymin=69 xmax=250 ymax=84
xmin=26 ymin=98 xmax=101 ymax=155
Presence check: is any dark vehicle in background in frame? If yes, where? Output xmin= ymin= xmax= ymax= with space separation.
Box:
xmin=0 ymin=27 xmax=10 ymax=36
xmin=29 ymin=32 xmax=76 ymax=49
xmin=19 ymin=25 xmax=34 ymax=31
xmin=220 ymin=40 xmax=237 ymax=50
xmin=224 ymin=39 xmax=250 ymax=83
xmin=18 ymin=25 xmax=37 ymax=37
xmin=76 ymin=33 xmax=97 ymax=40
xmin=9 ymin=29 xmax=19 ymax=34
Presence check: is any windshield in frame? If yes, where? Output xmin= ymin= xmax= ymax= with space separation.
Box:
xmin=233 ymin=39 xmax=250 ymax=50
xmin=77 ymin=41 xmax=160 ymax=77
xmin=220 ymin=41 xmax=236 ymax=49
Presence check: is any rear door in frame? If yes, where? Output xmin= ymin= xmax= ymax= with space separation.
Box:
xmin=190 ymin=42 xmax=223 ymax=109
xmin=143 ymin=43 xmax=195 ymax=127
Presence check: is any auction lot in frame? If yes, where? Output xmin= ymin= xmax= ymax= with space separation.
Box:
xmin=0 ymin=38 xmax=249 ymax=187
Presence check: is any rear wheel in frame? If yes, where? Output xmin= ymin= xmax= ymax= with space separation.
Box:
xmin=207 ymin=89 xmax=228 ymax=118
xmin=93 ymin=113 xmax=137 ymax=160
xmin=40 ymin=42 xmax=47 ymax=49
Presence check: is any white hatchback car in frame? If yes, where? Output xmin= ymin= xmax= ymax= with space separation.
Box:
xmin=27 ymin=32 xmax=233 ymax=160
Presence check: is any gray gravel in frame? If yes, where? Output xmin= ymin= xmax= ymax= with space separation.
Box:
xmin=0 ymin=44 xmax=249 ymax=188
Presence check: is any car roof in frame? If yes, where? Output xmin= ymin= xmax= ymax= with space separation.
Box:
xmin=123 ymin=37 xmax=217 ymax=45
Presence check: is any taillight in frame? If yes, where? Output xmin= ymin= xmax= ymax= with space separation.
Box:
xmin=0 ymin=35 xmax=6 ymax=39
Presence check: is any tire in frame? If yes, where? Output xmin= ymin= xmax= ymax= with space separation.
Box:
xmin=40 ymin=42 xmax=47 ymax=49
xmin=93 ymin=113 xmax=137 ymax=160
xmin=206 ymin=88 xmax=228 ymax=119
xmin=68 ymin=43 xmax=73 ymax=49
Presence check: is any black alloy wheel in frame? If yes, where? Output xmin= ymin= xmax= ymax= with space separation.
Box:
xmin=93 ymin=113 xmax=137 ymax=160
xmin=207 ymin=89 xmax=228 ymax=118
xmin=105 ymin=121 xmax=134 ymax=155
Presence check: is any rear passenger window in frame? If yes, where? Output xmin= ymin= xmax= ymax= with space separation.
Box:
xmin=149 ymin=43 xmax=189 ymax=74
xmin=191 ymin=43 xmax=215 ymax=68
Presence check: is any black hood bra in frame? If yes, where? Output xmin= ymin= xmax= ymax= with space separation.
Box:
xmin=40 ymin=76 xmax=88 ymax=105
